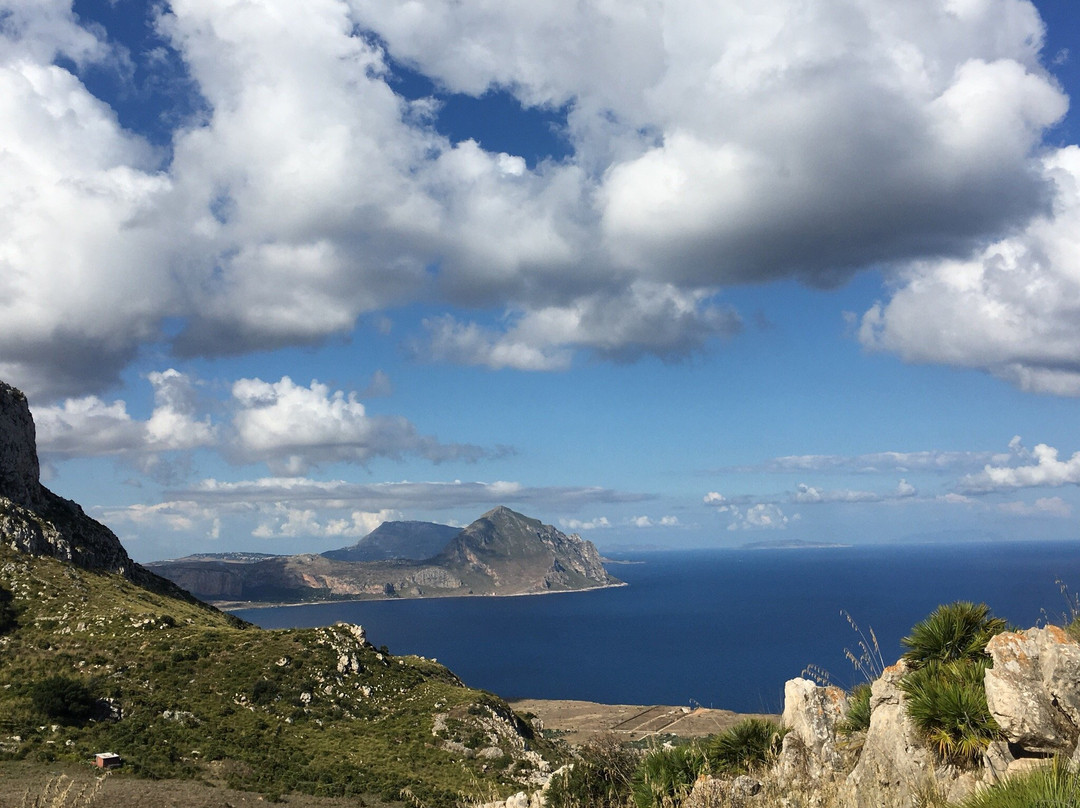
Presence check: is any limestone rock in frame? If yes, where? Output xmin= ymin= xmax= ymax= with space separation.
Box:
xmin=684 ymin=775 xmax=763 ymax=808
xmin=842 ymin=662 xmax=942 ymax=808
xmin=0 ymin=382 xmax=42 ymax=510
xmin=778 ymin=677 xmax=848 ymax=784
xmin=984 ymin=627 xmax=1080 ymax=753
xmin=0 ymin=378 xmax=195 ymax=599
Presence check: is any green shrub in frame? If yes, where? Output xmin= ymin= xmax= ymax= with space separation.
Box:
xmin=900 ymin=602 xmax=1007 ymax=668
xmin=951 ymin=757 xmax=1080 ymax=807
xmin=0 ymin=585 xmax=18 ymax=634
xmin=251 ymin=678 xmax=280 ymax=704
xmin=631 ymin=744 xmax=706 ymax=808
xmin=838 ymin=683 xmax=872 ymax=735
xmin=547 ymin=733 xmax=639 ymax=808
xmin=901 ymin=658 xmax=998 ymax=766
xmin=897 ymin=602 xmax=1005 ymax=767
xmin=705 ymin=718 xmax=787 ymax=772
xmin=28 ymin=675 xmax=98 ymax=724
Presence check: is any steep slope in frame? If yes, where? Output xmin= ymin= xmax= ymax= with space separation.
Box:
xmin=0 ymin=379 xmax=555 ymax=804
xmin=436 ymin=506 xmax=619 ymax=593
xmin=321 ymin=520 xmax=462 ymax=562
xmin=0 ymin=382 xmax=198 ymax=602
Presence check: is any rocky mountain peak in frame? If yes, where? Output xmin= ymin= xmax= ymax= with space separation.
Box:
xmin=0 ymin=380 xmax=43 ymax=510
xmin=0 ymin=379 xmax=187 ymax=597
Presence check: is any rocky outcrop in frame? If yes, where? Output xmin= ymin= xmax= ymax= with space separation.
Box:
xmin=759 ymin=628 xmax=1080 ymax=808
xmin=840 ymin=661 xmax=948 ymax=808
xmin=0 ymin=381 xmax=42 ymax=510
xmin=984 ymin=626 xmax=1080 ymax=754
xmin=778 ymin=678 xmax=848 ymax=784
xmin=0 ymin=379 xmax=197 ymax=600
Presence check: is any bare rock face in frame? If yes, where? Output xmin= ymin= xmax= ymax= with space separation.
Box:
xmin=0 ymin=378 xmax=187 ymax=597
xmin=0 ymin=381 xmax=42 ymax=510
xmin=984 ymin=626 xmax=1080 ymax=753
xmin=841 ymin=661 xmax=942 ymax=808
xmin=778 ymin=677 xmax=849 ymax=784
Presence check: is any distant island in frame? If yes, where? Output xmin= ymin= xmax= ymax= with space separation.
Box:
xmin=741 ymin=539 xmax=851 ymax=550
xmin=147 ymin=506 xmax=623 ymax=604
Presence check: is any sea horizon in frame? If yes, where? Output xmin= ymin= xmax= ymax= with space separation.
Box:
xmin=232 ymin=540 xmax=1080 ymax=714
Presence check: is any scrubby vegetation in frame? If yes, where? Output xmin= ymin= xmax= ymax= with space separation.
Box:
xmin=630 ymin=743 xmax=706 ymax=808
xmin=837 ymin=683 xmax=871 ymax=736
xmin=705 ymin=718 xmax=786 ymax=773
xmin=0 ymin=547 xmax=555 ymax=806
xmin=546 ymin=733 xmax=639 ymax=808
xmin=952 ymin=757 xmax=1080 ymax=808
xmin=898 ymin=601 xmax=1007 ymax=767
xmin=900 ymin=602 xmax=1008 ymax=668
xmin=546 ymin=717 xmax=788 ymax=808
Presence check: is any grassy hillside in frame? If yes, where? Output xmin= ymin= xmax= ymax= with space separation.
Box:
xmin=0 ymin=546 xmax=555 ymax=805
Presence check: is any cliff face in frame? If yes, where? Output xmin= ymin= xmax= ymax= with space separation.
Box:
xmin=0 ymin=380 xmax=194 ymax=598
xmin=0 ymin=381 xmax=43 ymax=511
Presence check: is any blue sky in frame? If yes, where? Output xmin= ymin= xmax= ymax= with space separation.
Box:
xmin=4 ymin=0 xmax=1080 ymax=561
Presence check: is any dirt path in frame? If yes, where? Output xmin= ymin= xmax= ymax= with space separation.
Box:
xmin=508 ymin=699 xmax=779 ymax=745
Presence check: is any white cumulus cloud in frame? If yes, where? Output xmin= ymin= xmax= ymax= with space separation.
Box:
xmin=0 ymin=0 xmax=1074 ymax=396
xmin=229 ymin=376 xmax=490 ymax=474
xmin=861 ymin=147 xmax=1080 ymax=394
xmin=35 ymin=369 xmax=215 ymax=457
xmin=960 ymin=441 xmax=1080 ymax=492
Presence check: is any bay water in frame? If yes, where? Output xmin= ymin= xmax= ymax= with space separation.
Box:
xmin=232 ymin=541 xmax=1080 ymax=714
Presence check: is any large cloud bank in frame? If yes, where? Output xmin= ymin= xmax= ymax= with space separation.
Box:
xmin=1 ymin=0 xmax=1075 ymax=397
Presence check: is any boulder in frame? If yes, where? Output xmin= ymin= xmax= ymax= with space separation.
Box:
xmin=984 ymin=627 xmax=1080 ymax=753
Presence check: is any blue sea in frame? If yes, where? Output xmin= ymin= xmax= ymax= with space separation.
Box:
xmin=231 ymin=541 xmax=1080 ymax=714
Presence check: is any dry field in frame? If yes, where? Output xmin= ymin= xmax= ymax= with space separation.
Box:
xmin=507 ymin=699 xmax=777 ymax=745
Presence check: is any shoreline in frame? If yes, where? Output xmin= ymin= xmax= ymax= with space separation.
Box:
xmin=216 ymin=579 xmax=629 ymax=612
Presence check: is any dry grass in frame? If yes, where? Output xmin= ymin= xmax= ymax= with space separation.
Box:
xmin=0 ymin=760 xmax=391 ymax=808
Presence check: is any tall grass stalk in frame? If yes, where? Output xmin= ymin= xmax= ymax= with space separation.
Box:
xmin=841 ymin=610 xmax=886 ymax=685
xmin=20 ymin=774 xmax=106 ymax=808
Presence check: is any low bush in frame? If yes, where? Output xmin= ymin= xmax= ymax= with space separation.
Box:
xmin=838 ymin=683 xmax=872 ymax=735
xmin=900 ymin=601 xmax=1007 ymax=668
xmin=897 ymin=603 xmax=1006 ymax=768
xmin=28 ymin=674 xmax=99 ymax=724
xmin=706 ymin=718 xmax=787 ymax=772
xmin=545 ymin=733 xmax=639 ymax=808
xmin=902 ymin=658 xmax=998 ymax=766
xmin=631 ymin=744 xmax=706 ymax=808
